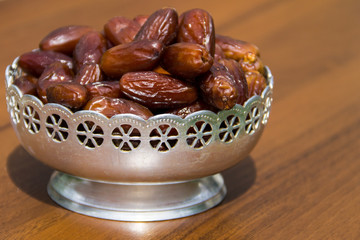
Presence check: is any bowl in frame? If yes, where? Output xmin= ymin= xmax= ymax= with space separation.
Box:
xmin=5 ymin=56 xmax=273 ymax=221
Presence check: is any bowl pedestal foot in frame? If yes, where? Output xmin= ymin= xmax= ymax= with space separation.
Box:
xmin=47 ymin=171 xmax=227 ymax=221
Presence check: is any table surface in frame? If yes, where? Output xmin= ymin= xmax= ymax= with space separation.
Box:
xmin=1 ymin=0 xmax=359 ymax=239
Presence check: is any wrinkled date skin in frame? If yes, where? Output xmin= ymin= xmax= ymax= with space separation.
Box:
xmin=245 ymin=70 xmax=267 ymax=97
xmin=239 ymin=52 xmax=265 ymax=75
xmin=18 ymin=50 xmax=73 ymax=77
xmin=216 ymin=34 xmax=260 ymax=60
xmin=13 ymin=75 xmax=38 ymax=95
xmin=37 ymin=62 xmax=74 ymax=103
xmin=85 ymin=81 xmax=123 ymax=99
xmin=73 ymin=31 xmax=107 ymax=71
xmin=214 ymin=43 xmax=226 ymax=61
xmin=200 ymin=62 xmax=241 ymax=110
xmin=177 ymin=8 xmax=215 ymax=57
xmin=218 ymin=58 xmax=248 ymax=105
xmin=75 ymin=63 xmax=103 ymax=85
xmin=46 ymin=82 xmax=89 ymax=110
xmin=160 ymin=42 xmax=213 ymax=79
xmin=39 ymin=25 xmax=94 ymax=55
xmin=100 ymin=39 xmax=164 ymax=78
xmin=120 ymin=71 xmax=198 ymax=109
xmin=84 ymin=96 xmax=153 ymax=119
xmin=104 ymin=16 xmax=141 ymax=45
xmin=167 ymin=100 xmax=216 ymax=118
xmin=135 ymin=8 xmax=178 ymax=45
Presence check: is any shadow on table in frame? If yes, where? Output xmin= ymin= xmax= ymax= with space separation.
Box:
xmin=7 ymin=145 xmax=58 ymax=207
xmin=221 ymin=156 xmax=257 ymax=204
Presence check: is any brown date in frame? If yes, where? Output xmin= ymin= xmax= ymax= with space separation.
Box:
xmin=200 ymin=62 xmax=242 ymax=110
xmin=134 ymin=8 xmax=178 ymax=45
xmin=73 ymin=31 xmax=107 ymax=71
xmin=46 ymin=82 xmax=88 ymax=110
xmin=18 ymin=50 xmax=73 ymax=77
xmin=167 ymin=100 xmax=216 ymax=118
xmin=120 ymin=71 xmax=198 ymax=109
xmin=216 ymin=34 xmax=260 ymax=60
xmin=104 ymin=16 xmax=141 ymax=45
xmin=177 ymin=8 xmax=215 ymax=57
xmin=39 ymin=25 xmax=94 ymax=55
xmin=13 ymin=75 xmax=38 ymax=95
xmin=218 ymin=58 xmax=248 ymax=105
xmin=37 ymin=62 xmax=74 ymax=103
xmin=100 ymin=39 xmax=164 ymax=78
xmin=85 ymin=81 xmax=123 ymax=99
xmin=160 ymin=42 xmax=213 ymax=80
xmin=74 ymin=64 xmax=103 ymax=85
xmin=245 ymin=70 xmax=267 ymax=97
xmin=84 ymin=96 xmax=153 ymax=119
xmin=239 ymin=52 xmax=265 ymax=75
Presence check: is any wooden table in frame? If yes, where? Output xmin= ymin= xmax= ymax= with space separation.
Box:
xmin=1 ymin=0 xmax=359 ymax=239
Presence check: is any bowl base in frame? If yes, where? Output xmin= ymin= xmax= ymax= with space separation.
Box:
xmin=47 ymin=171 xmax=226 ymax=221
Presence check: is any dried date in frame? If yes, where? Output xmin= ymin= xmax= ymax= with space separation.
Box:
xmin=100 ymin=39 xmax=164 ymax=78
xmin=74 ymin=63 xmax=103 ymax=85
xmin=84 ymin=96 xmax=153 ymax=119
xmin=40 ymin=25 xmax=94 ymax=55
xmin=120 ymin=71 xmax=198 ymax=109
xmin=216 ymin=34 xmax=260 ymax=60
xmin=239 ymin=52 xmax=265 ymax=74
xmin=37 ymin=62 xmax=74 ymax=103
xmin=104 ymin=16 xmax=141 ymax=45
xmin=13 ymin=75 xmax=37 ymax=95
xmin=245 ymin=70 xmax=267 ymax=97
xmin=46 ymin=82 xmax=89 ymax=110
xmin=18 ymin=50 xmax=73 ymax=77
xmin=167 ymin=100 xmax=216 ymax=118
xmin=134 ymin=8 xmax=178 ymax=45
xmin=73 ymin=31 xmax=107 ymax=71
xmin=85 ymin=81 xmax=123 ymax=99
xmin=160 ymin=42 xmax=213 ymax=79
xmin=177 ymin=8 xmax=215 ymax=56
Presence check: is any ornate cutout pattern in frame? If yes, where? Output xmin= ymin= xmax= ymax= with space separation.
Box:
xmin=149 ymin=124 xmax=179 ymax=152
xmin=245 ymin=106 xmax=262 ymax=135
xmin=8 ymin=95 xmax=20 ymax=124
xmin=112 ymin=124 xmax=141 ymax=152
xmin=76 ymin=121 xmax=104 ymax=149
xmin=262 ymin=96 xmax=272 ymax=124
xmin=219 ymin=115 xmax=241 ymax=143
xmin=23 ymin=105 xmax=40 ymax=134
xmin=186 ymin=121 xmax=213 ymax=149
xmin=45 ymin=114 xmax=69 ymax=142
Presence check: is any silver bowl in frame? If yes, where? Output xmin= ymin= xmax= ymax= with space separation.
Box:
xmin=5 ymin=56 xmax=273 ymax=221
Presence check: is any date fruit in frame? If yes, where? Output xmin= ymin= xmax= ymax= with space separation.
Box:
xmin=75 ymin=63 xmax=103 ymax=85
xmin=218 ymin=58 xmax=248 ymax=105
xmin=73 ymin=31 xmax=107 ymax=71
xmin=46 ymin=82 xmax=89 ymax=110
xmin=200 ymin=62 xmax=242 ymax=110
xmin=135 ymin=8 xmax=178 ymax=45
xmin=85 ymin=81 xmax=123 ymax=99
xmin=160 ymin=42 xmax=213 ymax=79
xmin=100 ymin=39 xmax=164 ymax=78
xmin=133 ymin=15 xmax=148 ymax=26
xmin=40 ymin=25 xmax=94 ymax=55
xmin=245 ymin=70 xmax=267 ymax=97
xmin=104 ymin=16 xmax=141 ymax=45
xmin=177 ymin=8 xmax=215 ymax=56
xmin=120 ymin=71 xmax=198 ymax=109
xmin=13 ymin=75 xmax=37 ymax=95
xmin=216 ymin=34 xmax=260 ymax=60
xmin=37 ymin=62 xmax=74 ymax=103
xmin=84 ymin=96 xmax=153 ymax=119
xmin=239 ymin=52 xmax=265 ymax=74
xmin=18 ymin=50 xmax=73 ymax=77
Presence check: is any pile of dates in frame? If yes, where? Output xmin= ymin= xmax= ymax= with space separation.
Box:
xmin=15 ymin=7 xmax=267 ymax=120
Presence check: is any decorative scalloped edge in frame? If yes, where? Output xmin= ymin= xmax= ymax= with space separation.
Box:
xmin=5 ymin=57 xmax=273 ymax=151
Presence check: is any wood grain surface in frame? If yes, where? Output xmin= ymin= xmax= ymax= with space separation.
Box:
xmin=1 ymin=0 xmax=359 ymax=239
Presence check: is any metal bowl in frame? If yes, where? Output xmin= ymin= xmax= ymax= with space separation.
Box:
xmin=5 ymin=56 xmax=273 ymax=221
